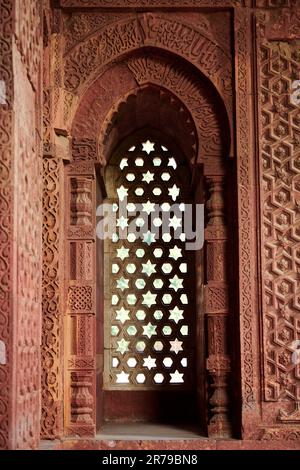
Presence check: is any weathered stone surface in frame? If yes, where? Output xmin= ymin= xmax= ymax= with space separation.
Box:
xmin=0 ymin=0 xmax=42 ymax=450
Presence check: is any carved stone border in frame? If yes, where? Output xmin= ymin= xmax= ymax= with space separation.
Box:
xmin=0 ymin=1 xmax=13 ymax=450
xmin=41 ymin=155 xmax=64 ymax=438
xmin=43 ymin=6 xmax=262 ymax=440
xmin=234 ymin=8 xmax=260 ymax=437
xmin=60 ymin=0 xmax=248 ymax=9
xmin=41 ymin=12 xmax=65 ymax=439
xmin=65 ymin=30 xmax=234 ymax=435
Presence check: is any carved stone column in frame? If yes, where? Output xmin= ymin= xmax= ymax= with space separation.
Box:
xmin=64 ymin=139 xmax=98 ymax=437
xmin=205 ymin=175 xmax=232 ymax=437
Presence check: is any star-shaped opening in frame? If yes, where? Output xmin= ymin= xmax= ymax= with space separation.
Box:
xmin=142 ymin=292 xmax=157 ymax=308
xmin=170 ymin=338 xmax=183 ymax=354
xmin=142 ymin=322 xmax=157 ymax=338
xmin=117 ymin=185 xmax=128 ymax=201
xmin=142 ymin=171 xmax=154 ymax=184
xmin=116 ymin=307 xmax=130 ymax=324
xmin=117 ymin=246 xmax=129 ymax=260
xmin=168 ymin=184 xmax=180 ymax=201
xmin=168 ymin=157 xmax=177 ymax=169
xmin=142 ymin=260 xmax=156 ymax=276
xmin=143 ymin=355 xmax=156 ymax=370
xmin=169 ymin=275 xmax=183 ymax=292
xmin=143 ymin=230 xmax=156 ymax=246
xmin=169 ymin=306 xmax=184 ymax=323
xmin=169 ymin=245 xmax=182 ymax=260
xmin=116 ymin=371 xmax=130 ymax=383
xmin=142 ymin=140 xmax=155 ymax=154
xmin=142 ymin=200 xmax=156 ymax=215
xmin=116 ymin=277 xmax=129 ymax=291
xmin=169 ymin=214 xmax=182 ymax=230
xmin=117 ymin=338 xmax=129 ymax=355
xmin=170 ymin=370 xmax=184 ymax=384
xmin=116 ymin=215 xmax=128 ymax=230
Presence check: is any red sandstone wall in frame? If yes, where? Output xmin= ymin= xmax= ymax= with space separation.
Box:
xmin=0 ymin=0 xmax=42 ymax=449
xmin=1 ymin=0 xmax=300 ymax=450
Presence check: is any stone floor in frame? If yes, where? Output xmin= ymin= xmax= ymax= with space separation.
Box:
xmin=99 ymin=422 xmax=204 ymax=440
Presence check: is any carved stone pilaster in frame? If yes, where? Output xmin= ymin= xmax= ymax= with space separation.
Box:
xmin=205 ymin=176 xmax=232 ymax=438
xmin=65 ymin=161 xmax=96 ymax=437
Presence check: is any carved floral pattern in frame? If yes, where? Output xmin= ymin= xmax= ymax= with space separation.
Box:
xmin=41 ymin=157 xmax=63 ymax=438
xmin=235 ymin=8 xmax=256 ymax=411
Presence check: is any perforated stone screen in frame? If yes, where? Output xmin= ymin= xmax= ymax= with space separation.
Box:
xmin=103 ymin=132 xmax=195 ymax=389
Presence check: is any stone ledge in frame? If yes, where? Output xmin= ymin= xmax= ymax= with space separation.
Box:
xmin=40 ymin=438 xmax=300 ymax=451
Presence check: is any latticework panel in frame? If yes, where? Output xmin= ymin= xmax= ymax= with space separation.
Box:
xmin=103 ymin=132 xmax=195 ymax=389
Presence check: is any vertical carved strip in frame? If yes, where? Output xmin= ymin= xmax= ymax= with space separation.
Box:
xmin=0 ymin=108 xmax=12 ymax=449
xmin=0 ymin=0 xmax=13 ymax=449
xmin=41 ymin=7 xmax=66 ymax=439
xmin=41 ymin=156 xmax=63 ymax=438
xmin=235 ymin=8 xmax=259 ymax=433
xmin=65 ymin=159 xmax=96 ymax=437
xmin=205 ymin=176 xmax=232 ymax=437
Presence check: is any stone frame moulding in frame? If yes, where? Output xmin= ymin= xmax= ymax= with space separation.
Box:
xmin=60 ymin=11 xmax=236 ymax=436
xmin=41 ymin=6 xmax=262 ymax=442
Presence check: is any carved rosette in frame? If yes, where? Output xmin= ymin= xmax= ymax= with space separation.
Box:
xmin=65 ymin=142 xmax=97 ymax=437
xmin=204 ymin=176 xmax=232 ymax=437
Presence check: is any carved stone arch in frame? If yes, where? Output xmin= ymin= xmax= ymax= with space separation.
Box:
xmin=62 ymin=35 xmax=236 ymax=437
xmin=70 ymin=50 xmax=231 ymax=168
xmin=63 ymin=13 xmax=234 ymax=152
xmin=100 ymin=85 xmax=199 ymax=166
xmin=63 ymin=13 xmax=232 ymax=100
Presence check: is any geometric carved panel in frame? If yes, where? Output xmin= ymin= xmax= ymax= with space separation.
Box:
xmin=68 ymin=285 xmax=93 ymax=313
xmin=205 ymin=286 xmax=228 ymax=313
xmin=259 ymin=40 xmax=300 ymax=404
